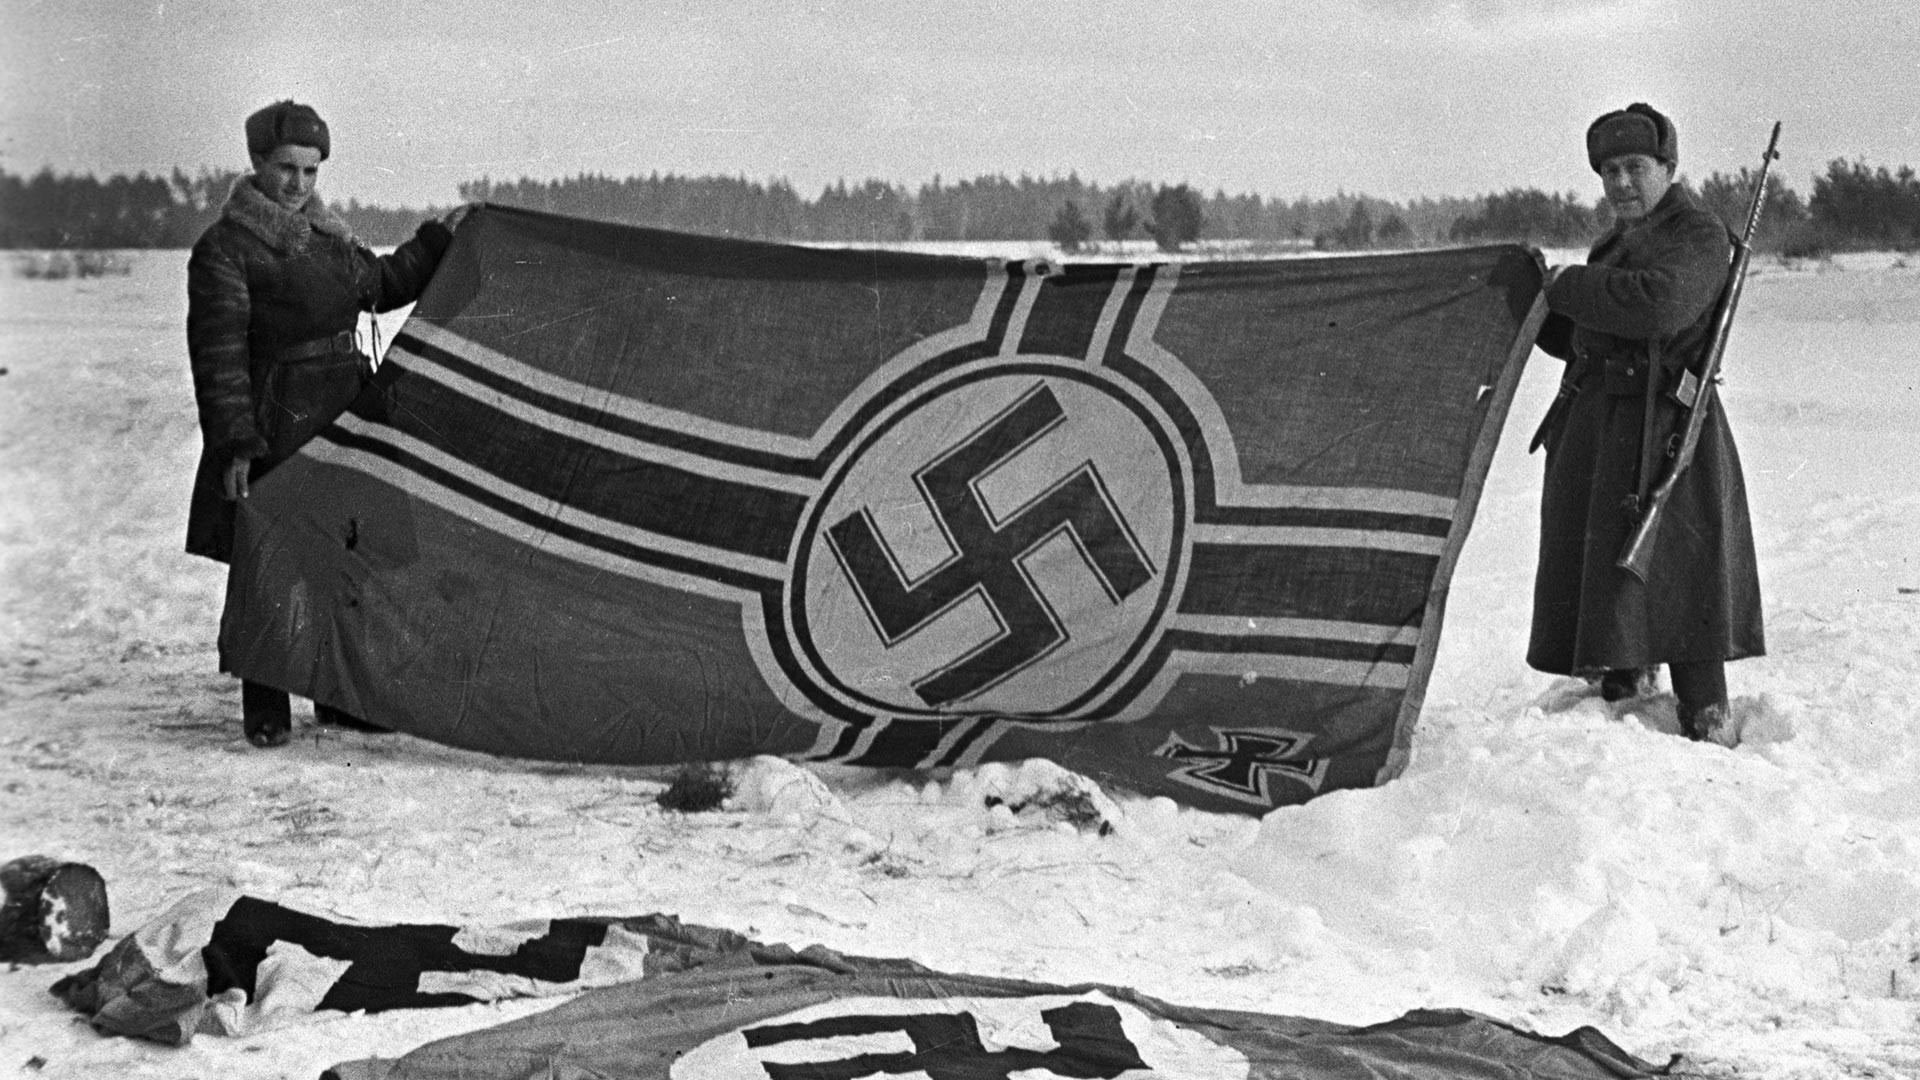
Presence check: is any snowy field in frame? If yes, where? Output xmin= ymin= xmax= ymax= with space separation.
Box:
xmin=1 ymin=246 xmax=1916 ymax=1078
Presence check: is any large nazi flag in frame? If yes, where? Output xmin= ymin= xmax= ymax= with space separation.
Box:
xmin=223 ymin=206 xmax=1543 ymax=814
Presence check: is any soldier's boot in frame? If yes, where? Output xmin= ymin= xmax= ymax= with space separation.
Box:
xmin=1671 ymin=660 xmax=1736 ymax=747
xmin=1680 ymin=702 xmax=1738 ymax=747
xmin=1599 ymin=667 xmax=1658 ymax=702
xmin=242 ymin=681 xmax=292 ymax=748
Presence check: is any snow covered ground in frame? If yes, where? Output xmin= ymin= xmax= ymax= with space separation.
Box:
xmin=1 ymin=247 xmax=1916 ymax=1079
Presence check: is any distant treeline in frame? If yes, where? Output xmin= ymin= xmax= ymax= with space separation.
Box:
xmin=0 ymin=168 xmax=446 ymax=251
xmin=3 ymin=159 xmax=1915 ymax=254
xmin=453 ymin=171 xmax=1492 ymax=252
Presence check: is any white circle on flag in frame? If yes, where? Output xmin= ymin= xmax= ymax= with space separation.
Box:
xmin=793 ymin=369 xmax=1182 ymax=718
xmin=666 ymin=991 xmax=1252 ymax=1079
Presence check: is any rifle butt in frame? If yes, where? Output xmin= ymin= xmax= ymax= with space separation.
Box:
xmin=1616 ymin=513 xmax=1658 ymax=582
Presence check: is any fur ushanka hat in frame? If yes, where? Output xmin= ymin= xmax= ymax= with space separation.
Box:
xmin=1586 ymin=103 xmax=1677 ymax=172
xmin=245 ymin=100 xmax=330 ymax=160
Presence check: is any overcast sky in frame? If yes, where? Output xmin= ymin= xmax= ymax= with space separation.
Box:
xmin=3 ymin=0 xmax=1914 ymax=209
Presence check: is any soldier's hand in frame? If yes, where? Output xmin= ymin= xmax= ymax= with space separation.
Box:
xmin=223 ymin=454 xmax=255 ymax=501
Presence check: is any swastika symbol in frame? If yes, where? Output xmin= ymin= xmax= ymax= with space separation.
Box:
xmin=826 ymin=383 xmax=1155 ymax=707
xmin=742 ymin=1001 xmax=1149 ymax=1080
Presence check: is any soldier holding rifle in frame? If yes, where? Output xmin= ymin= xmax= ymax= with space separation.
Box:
xmin=1527 ymin=103 xmax=1765 ymax=746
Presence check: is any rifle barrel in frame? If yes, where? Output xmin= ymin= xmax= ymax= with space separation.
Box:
xmin=1615 ymin=122 xmax=1780 ymax=581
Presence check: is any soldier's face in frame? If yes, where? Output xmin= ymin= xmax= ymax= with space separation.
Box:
xmin=1599 ymin=153 xmax=1673 ymax=222
xmin=250 ymin=144 xmax=322 ymax=212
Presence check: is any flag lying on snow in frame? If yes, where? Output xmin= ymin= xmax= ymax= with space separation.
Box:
xmin=224 ymin=207 xmax=1544 ymax=813
xmin=48 ymin=890 xmax=717 ymax=1044
xmin=55 ymin=894 xmax=1667 ymax=1078
xmin=322 ymin=937 xmax=1667 ymax=1080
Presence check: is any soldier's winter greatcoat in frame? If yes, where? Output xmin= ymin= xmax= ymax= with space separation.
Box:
xmin=184 ymin=180 xmax=450 ymax=562
xmin=1527 ymin=183 xmax=1765 ymax=675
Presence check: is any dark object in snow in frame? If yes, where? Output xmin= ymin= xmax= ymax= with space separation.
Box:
xmin=984 ymin=790 xmax=1115 ymax=835
xmin=656 ymin=762 xmax=733 ymax=813
xmin=0 ymin=856 xmax=110 ymax=963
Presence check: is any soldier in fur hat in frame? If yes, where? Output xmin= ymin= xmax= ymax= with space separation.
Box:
xmin=185 ymin=100 xmax=468 ymax=746
xmin=1528 ymin=103 xmax=1765 ymax=746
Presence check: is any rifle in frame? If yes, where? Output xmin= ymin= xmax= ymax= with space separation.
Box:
xmin=1616 ymin=121 xmax=1781 ymax=582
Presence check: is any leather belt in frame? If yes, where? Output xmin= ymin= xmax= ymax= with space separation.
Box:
xmin=277 ymin=330 xmax=358 ymax=364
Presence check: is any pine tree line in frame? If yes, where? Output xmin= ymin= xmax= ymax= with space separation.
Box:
xmin=3 ymin=159 xmax=1913 ymax=254
xmin=1 ymin=168 xmax=240 ymax=249
xmin=0 ymin=167 xmax=454 ymax=250
xmin=456 ymin=170 xmax=1489 ymax=251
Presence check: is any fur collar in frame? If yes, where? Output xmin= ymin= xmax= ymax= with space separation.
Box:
xmin=1591 ymin=182 xmax=1697 ymax=259
xmin=221 ymin=176 xmax=356 ymax=252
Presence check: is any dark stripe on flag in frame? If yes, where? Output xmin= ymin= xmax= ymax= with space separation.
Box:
xmin=1104 ymin=349 xmax=1454 ymax=536
xmin=389 ymin=257 xmax=1034 ymax=483
xmin=363 ymin=373 xmax=807 ymax=564
xmin=1182 ymin=544 xmax=1435 ymax=626
xmin=1068 ymin=632 xmax=1413 ymax=727
xmin=1098 ymin=265 xmax=1155 ymax=369
xmin=1102 ymin=348 xmax=1277 ymax=523
xmin=754 ymin=592 xmax=878 ymax=731
xmin=1081 ymin=635 xmax=1185 ymax=723
xmin=1019 ymin=266 xmax=1124 ymax=358
xmin=1162 ymin=629 xmax=1418 ymax=666
xmin=319 ymin=426 xmax=780 ymax=594
xmin=485 ymin=204 xmax=1002 ymax=283
xmin=987 ymin=260 xmax=1028 ymax=344
xmin=1202 ymin=504 xmax=1454 ymax=536
xmin=807 ymin=260 xmax=1031 ymax=467
xmin=932 ymin=718 xmax=997 ymax=768
xmin=390 ymin=332 xmax=823 ymax=479
xmin=842 ymin=716 xmax=978 ymax=767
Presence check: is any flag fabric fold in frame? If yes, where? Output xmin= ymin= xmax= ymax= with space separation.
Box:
xmin=52 ymin=893 xmax=1670 ymax=1080
xmin=48 ymin=890 xmax=740 ymax=1044
xmin=223 ymin=207 xmax=1543 ymax=812
xmin=321 ymin=933 xmax=1666 ymax=1080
